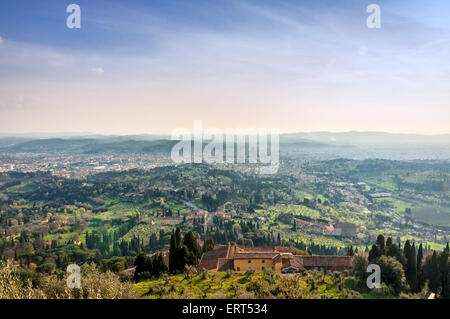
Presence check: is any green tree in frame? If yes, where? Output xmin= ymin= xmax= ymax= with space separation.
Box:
xmin=376 ymin=234 xmax=385 ymax=252
xmin=368 ymin=244 xmax=382 ymax=262
xmin=347 ymin=246 xmax=354 ymax=256
xmin=183 ymin=231 xmax=201 ymax=262
xmin=439 ymin=247 xmax=449 ymax=298
xmin=403 ymin=240 xmax=411 ymax=266
xmin=151 ymin=253 xmax=168 ymax=277
xmin=405 ymin=243 xmax=417 ymax=292
xmin=351 ymin=253 xmax=369 ymax=286
xmin=374 ymin=255 xmax=406 ymax=295
xmin=385 ymin=237 xmax=393 ymax=247
xmin=148 ymin=233 xmax=157 ymax=251
xmin=169 ymin=228 xmax=188 ymax=273
xmin=134 ymin=253 xmax=152 ymax=281
xmin=417 ymin=243 xmax=425 ymax=292
xmin=386 ymin=242 xmax=406 ymax=267
xmin=174 ymin=227 xmax=182 ymax=248
xmin=425 ymin=251 xmax=440 ymax=293
xmin=36 ymin=262 xmax=56 ymax=274
xmin=169 ymin=233 xmax=178 ymax=273
xmin=202 ymin=238 xmax=214 ymax=253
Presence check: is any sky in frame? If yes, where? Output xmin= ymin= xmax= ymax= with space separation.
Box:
xmin=0 ymin=0 xmax=449 ymax=135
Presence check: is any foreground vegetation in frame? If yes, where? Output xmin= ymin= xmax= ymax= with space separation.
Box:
xmin=135 ymin=268 xmax=361 ymax=299
xmin=0 ymin=159 xmax=448 ymax=299
xmin=0 ymin=262 xmax=137 ymax=299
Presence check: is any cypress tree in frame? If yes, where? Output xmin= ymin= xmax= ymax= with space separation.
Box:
xmin=376 ymin=234 xmax=385 ymax=252
xmin=403 ymin=240 xmax=411 ymax=267
xmin=183 ymin=231 xmax=201 ymax=264
xmin=177 ymin=245 xmax=188 ymax=270
xmin=417 ymin=244 xmax=424 ymax=291
xmin=386 ymin=241 xmax=406 ymax=266
xmin=407 ymin=243 xmax=417 ymax=291
xmin=175 ymin=227 xmax=182 ymax=248
xmin=169 ymin=233 xmax=177 ymax=273
xmin=429 ymin=251 xmax=439 ymax=293
xmin=158 ymin=253 xmax=168 ymax=273
xmin=134 ymin=253 xmax=151 ymax=281
xmin=202 ymin=238 xmax=214 ymax=253
xmin=403 ymin=240 xmax=413 ymax=288
xmin=386 ymin=237 xmax=393 ymax=247
xmin=439 ymin=247 xmax=449 ymax=298
xmin=347 ymin=246 xmax=354 ymax=256
xmin=152 ymin=253 xmax=168 ymax=276
xmin=368 ymin=244 xmax=382 ymax=262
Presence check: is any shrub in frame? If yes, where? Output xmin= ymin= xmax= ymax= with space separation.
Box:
xmin=373 ymin=256 xmax=406 ymax=295
xmin=245 ymin=268 xmax=255 ymax=277
xmin=224 ymin=269 xmax=232 ymax=278
xmin=1 ymin=262 xmax=138 ymax=299
xmin=36 ymin=262 xmax=56 ymax=274
xmin=0 ymin=262 xmax=45 ymax=299
xmin=246 ymin=277 xmax=271 ymax=298
xmin=136 ymin=271 xmax=152 ymax=282
xmin=351 ymin=253 xmax=369 ymax=282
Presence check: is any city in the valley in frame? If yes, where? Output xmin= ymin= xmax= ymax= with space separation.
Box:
xmin=0 ymin=133 xmax=448 ymax=299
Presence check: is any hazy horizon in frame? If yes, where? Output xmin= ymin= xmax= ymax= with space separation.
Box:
xmin=1 ymin=130 xmax=450 ymax=137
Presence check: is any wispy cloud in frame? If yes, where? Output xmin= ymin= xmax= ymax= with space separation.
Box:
xmin=91 ymin=67 xmax=104 ymax=75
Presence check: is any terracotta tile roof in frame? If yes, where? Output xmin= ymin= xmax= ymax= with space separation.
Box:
xmin=274 ymin=246 xmax=291 ymax=253
xmin=217 ymin=258 xmax=234 ymax=271
xmin=198 ymin=245 xmax=352 ymax=272
xmin=272 ymin=254 xmax=283 ymax=264
xmin=243 ymin=246 xmax=276 ymax=252
xmin=282 ymin=256 xmax=352 ymax=271
xmin=197 ymin=245 xmax=230 ymax=270
xmin=296 ymin=256 xmax=352 ymax=269
xmin=282 ymin=257 xmax=303 ymax=269
xmin=234 ymin=252 xmax=280 ymax=259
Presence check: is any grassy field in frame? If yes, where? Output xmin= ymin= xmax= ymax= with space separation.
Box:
xmin=412 ymin=206 xmax=450 ymax=226
xmin=391 ymin=198 xmax=416 ymax=213
xmin=268 ymin=204 xmax=322 ymax=220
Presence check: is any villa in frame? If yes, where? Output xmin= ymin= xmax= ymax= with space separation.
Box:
xmin=197 ymin=243 xmax=352 ymax=273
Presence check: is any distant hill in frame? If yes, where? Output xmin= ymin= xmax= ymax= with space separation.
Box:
xmin=282 ymin=131 xmax=450 ymax=146
xmin=0 ymin=137 xmax=33 ymax=148
xmin=0 ymin=132 xmax=169 ymax=141
xmin=0 ymin=138 xmax=177 ymax=154
xmin=1 ymin=131 xmax=449 ymax=155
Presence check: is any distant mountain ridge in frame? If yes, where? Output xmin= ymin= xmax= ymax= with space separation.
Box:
xmin=282 ymin=131 xmax=450 ymax=146
xmin=0 ymin=131 xmax=449 ymax=154
xmin=0 ymin=138 xmax=178 ymax=154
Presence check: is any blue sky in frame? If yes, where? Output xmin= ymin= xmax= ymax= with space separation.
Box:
xmin=0 ymin=0 xmax=449 ymax=134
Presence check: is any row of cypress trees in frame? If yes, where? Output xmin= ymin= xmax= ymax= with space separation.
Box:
xmin=169 ymin=228 xmax=201 ymax=273
xmin=369 ymin=234 xmax=449 ymax=296
xmin=133 ymin=252 xmax=168 ymax=281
